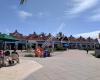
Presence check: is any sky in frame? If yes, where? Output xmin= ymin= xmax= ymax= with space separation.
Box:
xmin=0 ymin=0 xmax=100 ymax=38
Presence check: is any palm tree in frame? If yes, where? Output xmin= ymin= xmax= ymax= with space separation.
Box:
xmin=63 ymin=36 xmax=69 ymax=42
xmin=39 ymin=32 xmax=47 ymax=40
xmin=47 ymin=33 xmax=52 ymax=37
xmin=99 ymin=33 xmax=100 ymax=39
xmin=20 ymin=0 xmax=26 ymax=4
xmin=68 ymin=35 xmax=75 ymax=42
xmin=56 ymin=32 xmax=64 ymax=41
xmin=87 ymin=37 xmax=91 ymax=42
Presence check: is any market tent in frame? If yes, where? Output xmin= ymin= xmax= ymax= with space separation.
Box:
xmin=0 ymin=34 xmax=17 ymax=41
xmin=0 ymin=33 xmax=18 ymax=50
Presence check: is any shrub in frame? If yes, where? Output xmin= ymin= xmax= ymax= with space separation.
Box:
xmin=55 ymin=45 xmax=65 ymax=51
xmin=24 ymin=54 xmax=34 ymax=57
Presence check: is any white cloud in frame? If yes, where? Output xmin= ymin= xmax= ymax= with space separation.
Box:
xmin=37 ymin=12 xmax=50 ymax=18
xmin=18 ymin=11 xmax=32 ymax=19
xmin=38 ymin=12 xmax=44 ymax=16
xmin=74 ymin=30 xmax=100 ymax=39
xmin=53 ymin=23 xmax=66 ymax=36
xmin=89 ymin=14 xmax=100 ymax=21
xmin=88 ymin=9 xmax=100 ymax=21
xmin=67 ymin=0 xmax=98 ymax=15
xmin=4 ymin=28 xmax=10 ymax=35
xmin=57 ymin=23 xmax=65 ymax=33
xmin=11 ymin=5 xmax=17 ymax=10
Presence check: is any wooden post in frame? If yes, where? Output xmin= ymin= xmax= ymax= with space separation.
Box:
xmin=52 ymin=41 xmax=54 ymax=52
xmin=4 ymin=41 xmax=6 ymax=50
xmin=36 ymin=41 xmax=38 ymax=48
xmin=26 ymin=40 xmax=28 ymax=52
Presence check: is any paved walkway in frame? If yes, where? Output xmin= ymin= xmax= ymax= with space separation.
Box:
xmin=0 ymin=50 xmax=100 ymax=80
xmin=24 ymin=50 xmax=100 ymax=80
xmin=0 ymin=58 xmax=42 ymax=80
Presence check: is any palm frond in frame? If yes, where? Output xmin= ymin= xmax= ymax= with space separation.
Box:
xmin=20 ymin=0 xmax=25 ymax=5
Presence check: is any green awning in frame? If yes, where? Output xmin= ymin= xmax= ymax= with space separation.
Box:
xmin=0 ymin=34 xmax=17 ymax=41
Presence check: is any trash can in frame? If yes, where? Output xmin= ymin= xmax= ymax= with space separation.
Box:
xmin=43 ymin=50 xmax=49 ymax=57
xmin=43 ymin=50 xmax=48 ymax=57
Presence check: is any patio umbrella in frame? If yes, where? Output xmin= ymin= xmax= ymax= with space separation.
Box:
xmin=0 ymin=34 xmax=17 ymax=41
xmin=0 ymin=34 xmax=18 ymax=50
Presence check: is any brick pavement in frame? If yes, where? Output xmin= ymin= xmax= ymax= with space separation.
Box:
xmin=25 ymin=50 xmax=100 ymax=80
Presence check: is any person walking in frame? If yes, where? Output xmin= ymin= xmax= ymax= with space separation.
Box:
xmin=86 ymin=48 xmax=89 ymax=54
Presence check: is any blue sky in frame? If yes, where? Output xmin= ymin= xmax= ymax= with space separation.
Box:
xmin=0 ymin=0 xmax=100 ymax=37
